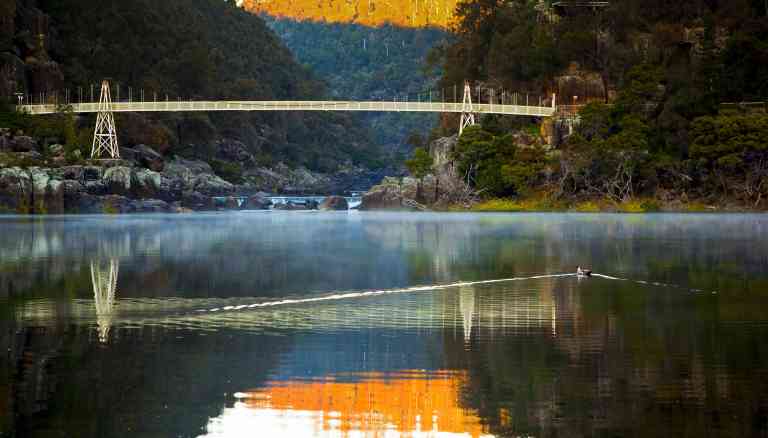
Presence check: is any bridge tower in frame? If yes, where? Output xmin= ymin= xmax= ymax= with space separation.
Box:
xmin=91 ymin=259 xmax=119 ymax=343
xmin=91 ymin=80 xmax=120 ymax=159
xmin=459 ymin=82 xmax=476 ymax=135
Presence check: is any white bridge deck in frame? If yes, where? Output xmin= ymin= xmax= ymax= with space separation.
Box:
xmin=18 ymin=100 xmax=556 ymax=117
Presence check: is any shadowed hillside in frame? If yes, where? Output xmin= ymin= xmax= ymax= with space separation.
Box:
xmin=262 ymin=16 xmax=447 ymax=156
xmin=2 ymin=0 xmax=386 ymax=173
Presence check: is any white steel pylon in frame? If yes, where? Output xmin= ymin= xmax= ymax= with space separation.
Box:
xmin=91 ymin=80 xmax=120 ymax=159
xmin=459 ymin=82 xmax=476 ymax=135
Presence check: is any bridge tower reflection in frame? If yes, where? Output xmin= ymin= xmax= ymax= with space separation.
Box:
xmin=459 ymin=285 xmax=476 ymax=346
xmin=91 ymin=259 xmax=119 ymax=343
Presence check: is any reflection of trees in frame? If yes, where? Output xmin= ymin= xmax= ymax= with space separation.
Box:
xmin=450 ymin=278 xmax=768 ymax=437
xmin=3 ymin=214 xmax=768 ymax=436
xmin=10 ymin=325 xmax=292 ymax=438
xmin=2 ymin=214 xmax=768 ymax=301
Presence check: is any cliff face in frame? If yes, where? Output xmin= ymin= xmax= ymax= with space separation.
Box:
xmin=242 ymin=0 xmax=458 ymax=28
xmin=0 ymin=0 xmax=64 ymax=99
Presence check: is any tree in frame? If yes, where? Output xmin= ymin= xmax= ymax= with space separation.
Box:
xmin=405 ymin=147 xmax=434 ymax=202
xmin=406 ymin=147 xmax=433 ymax=180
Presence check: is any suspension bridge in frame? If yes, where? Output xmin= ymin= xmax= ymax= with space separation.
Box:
xmin=14 ymin=80 xmax=557 ymax=159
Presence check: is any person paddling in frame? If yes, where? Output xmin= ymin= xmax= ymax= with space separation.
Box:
xmin=577 ymin=266 xmax=592 ymax=277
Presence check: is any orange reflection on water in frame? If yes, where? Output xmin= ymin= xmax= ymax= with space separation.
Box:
xmin=241 ymin=370 xmax=491 ymax=437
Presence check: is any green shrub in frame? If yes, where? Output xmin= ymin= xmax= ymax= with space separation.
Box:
xmin=210 ymin=159 xmax=244 ymax=184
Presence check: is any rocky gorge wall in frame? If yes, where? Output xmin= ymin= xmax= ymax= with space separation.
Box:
xmin=0 ymin=0 xmax=63 ymax=99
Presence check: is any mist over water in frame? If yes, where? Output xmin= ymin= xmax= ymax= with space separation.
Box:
xmin=2 ymin=212 xmax=768 ymax=437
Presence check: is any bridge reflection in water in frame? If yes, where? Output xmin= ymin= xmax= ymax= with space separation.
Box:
xmin=11 ymin=265 xmax=566 ymax=438
xmin=15 ymin=269 xmax=564 ymax=345
xmin=91 ymin=259 xmax=119 ymax=343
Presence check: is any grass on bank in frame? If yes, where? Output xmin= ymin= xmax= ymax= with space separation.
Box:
xmin=465 ymin=197 xmax=722 ymax=213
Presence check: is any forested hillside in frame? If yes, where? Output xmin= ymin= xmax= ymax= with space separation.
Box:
xmin=2 ymin=0 xmax=386 ymax=172
xmin=263 ymin=17 xmax=445 ymax=156
xmin=434 ymin=0 xmax=768 ymax=210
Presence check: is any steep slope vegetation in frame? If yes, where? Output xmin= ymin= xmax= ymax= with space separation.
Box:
xmin=432 ymin=0 xmax=768 ymax=210
xmin=4 ymin=0 xmax=386 ymax=172
xmin=263 ymin=17 xmax=446 ymax=156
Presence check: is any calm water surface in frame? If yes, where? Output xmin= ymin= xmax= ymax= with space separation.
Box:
xmin=2 ymin=212 xmax=768 ymax=437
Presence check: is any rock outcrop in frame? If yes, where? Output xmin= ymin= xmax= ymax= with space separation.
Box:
xmin=319 ymin=195 xmax=349 ymax=211
xmin=0 ymin=152 xmax=240 ymax=214
xmin=0 ymin=131 xmax=397 ymax=214
xmin=360 ymin=135 xmax=474 ymax=210
xmin=242 ymin=193 xmax=272 ymax=210
xmin=122 ymin=145 xmax=165 ymax=172
xmin=0 ymin=167 xmax=31 ymax=212
xmin=360 ymin=177 xmax=431 ymax=210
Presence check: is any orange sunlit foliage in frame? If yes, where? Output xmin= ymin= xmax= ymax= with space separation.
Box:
xmin=243 ymin=370 xmax=488 ymax=437
xmin=242 ymin=0 xmax=459 ymax=28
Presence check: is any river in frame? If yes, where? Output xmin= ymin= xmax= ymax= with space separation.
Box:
xmin=1 ymin=212 xmax=768 ymax=437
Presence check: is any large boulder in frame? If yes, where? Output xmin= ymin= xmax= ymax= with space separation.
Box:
xmin=9 ymin=136 xmax=37 ymax=152
xmin=163 ymin=157 xmax=214 ymax=183
xmin=243 ymin=167 xmax=289 ymax=193
xmin=274 ymin=201 xmax=310 ymax=211
xmin=129 ymin=199 xmax=172 ymax=213
xmin=181 ymin=190 xmax=211 ymax=211
xmin=102 ymin=166 xmax=132 ymax=195
xmin=193 ymin=173 xmax=234 ymax=196
xmin=360 ymin=178 xmax=405 ymax=210
xmin=133 ymin=144 xmax=165 ymax=171
xmin=83 ymin=166 xmax=102 ymax=181
xmin=132 ymin=169 xmax=161 ymax=199
xmin=84 ymin=180 xmax=108 ymax=195
xmin=283 ymin=164 xmax=331 ymax=194
xmin=157 ymin=175 xmax=184 ymax=203
xmin=360 ymin=177 xmax=435 ymax=210
xmin=0 ymin=129 xmax=11 ymax=152
xmin=29 ymin=168 xmax=63 ymax=214
xmin=52 ymin=165 xmax=85 ymax=181
xmin=42 ymin=179 xmax=64 ymax=214
xmin=48 ymin=144 xmax=64 ymax=157
xmin=398 ymin=176 xmax=439 ymax=205
xmin=0 ymin=167 xmax=31 ymax=213
xmin=319 ymin=195 xmax=348 ymax=211
xmin=61 ymin=180 xmax=84 ymax=213
xmin=212 ymin=196 xmax=241 ymax=210
xmin=242 ymin=193 xmax=272 ymax=210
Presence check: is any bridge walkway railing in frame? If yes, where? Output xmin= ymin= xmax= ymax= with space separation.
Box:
xmin=17 ymin=100 xmax=556 ymax=117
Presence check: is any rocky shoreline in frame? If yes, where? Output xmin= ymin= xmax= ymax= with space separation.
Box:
xmin=0 ymin=132 xmax=470 ymax=214
xmin=0 ymin=137 xmax=393 ymax=214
